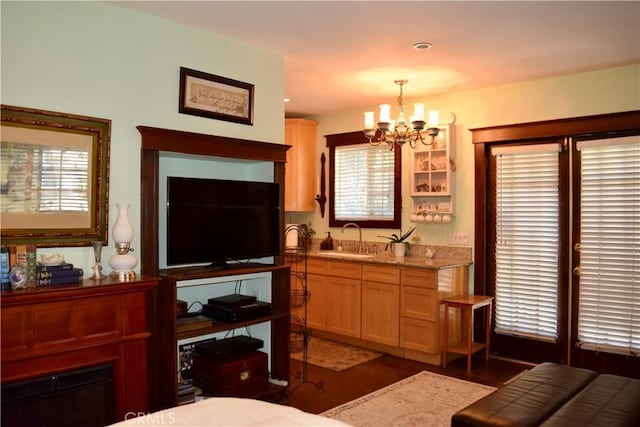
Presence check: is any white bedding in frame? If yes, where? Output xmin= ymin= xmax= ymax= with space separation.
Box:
xmin=109 ymin=397 xmax=351 ymax=426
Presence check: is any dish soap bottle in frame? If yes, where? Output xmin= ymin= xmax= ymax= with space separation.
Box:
xmin=320 ymin=232 xmax=334 ymax=250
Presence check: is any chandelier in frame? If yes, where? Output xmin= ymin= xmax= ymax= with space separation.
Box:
xmin=363 ymin=79 xmax=440 ymax=150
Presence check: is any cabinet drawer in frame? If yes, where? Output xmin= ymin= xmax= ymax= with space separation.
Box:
xmin=400 ymin=317 xmax=437 ymax=353
xmin=401 ymin=267 xmax=437 ymax=289
xmin=362 ymin=264 xmax=400 ymax=285
xmin=306 ymin=258 xmax=328 ymax=275
xmin=400 ymin=286 xmax=438 ymax=321
xmin=327 ymin=260 xmax=361 ymax=279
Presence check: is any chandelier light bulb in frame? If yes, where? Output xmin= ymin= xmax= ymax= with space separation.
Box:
xmin=379 ymin=104 xmax=391 ymax=123
xmin=428 ymin=110 xmax=439 ymax=126
xmin=364 ymin=111 xmax=375 ymax=129
xmin=413 ymin=103 xmax=425 ymax=121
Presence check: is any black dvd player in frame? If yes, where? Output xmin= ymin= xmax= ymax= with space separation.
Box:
xmin=201 ymin=300 xmax=272 ymax=323
xmin=207 ymin=294 xmax=256 ymax=308
xmin=195 ymin=335 xmax=264 ymax=359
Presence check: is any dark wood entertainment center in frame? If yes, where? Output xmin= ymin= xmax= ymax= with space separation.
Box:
xmin=138 ymin=126 xmax=292 ymax=411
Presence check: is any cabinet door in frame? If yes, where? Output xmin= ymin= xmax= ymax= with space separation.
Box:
xmin=400 ymin=286 xmax=438 ymax=321
xmin=284 ymin=119 xmax=317 ymax=212
xmin=326 ymin=277 xmax=361 ymax=338
xmin=305 ymin=273 xmax=328 ymax=331
xmin=361 ymin=281 xmax=399 ymax=346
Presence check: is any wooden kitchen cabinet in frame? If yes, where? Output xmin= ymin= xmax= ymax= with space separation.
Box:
xmin=305 ymin=273 xmax=328 ymax=330
xmin=325 ymin=260 xmax=361 ymax=338
xmin=399 ymin=266 xmax=467 ymax=358
xmin=288 ymin=255 xmax=328 ymax=330
xmin=326 ymin=276 xmax=361 ymax=338
xmin=284 ymin=118 xmax=318 ymax=212
xmin=299 ymin=259 xmax=361 ymax=338
xmin=362 ymin=264 xmax=400 ymax=346
xmin=302 ymin=255 xmax=469 ymax=366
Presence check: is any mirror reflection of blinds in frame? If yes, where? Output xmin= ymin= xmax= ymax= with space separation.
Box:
xmin=334 ymin=144 xmax=394 ymax=220
xmin=492 ymin=143 xmax=561 ymax=341
xmin=576 ymin=136 xmax=640 ymax=356
xmin=2 ymin=144 xmax=89 ymax=212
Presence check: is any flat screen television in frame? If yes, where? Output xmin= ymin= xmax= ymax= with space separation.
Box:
xmin=166 ymin=176 xmax=281 ymax=268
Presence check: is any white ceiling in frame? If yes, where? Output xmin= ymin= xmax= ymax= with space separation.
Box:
xmin=111 ymin=1 xmax=640 ymax=117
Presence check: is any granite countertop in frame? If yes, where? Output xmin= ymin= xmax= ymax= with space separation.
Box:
xmin=306 ymin=250 xmax=472 ymax=270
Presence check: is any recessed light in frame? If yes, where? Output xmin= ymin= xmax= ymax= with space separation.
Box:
xmin=413 ymin=42 xmax=432 ymax=50
xmin=284 ymin=98 xmax=291 ymax=103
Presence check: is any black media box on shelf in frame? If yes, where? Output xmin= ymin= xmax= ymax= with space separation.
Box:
xmin=201 ymin=294 xmax=272 ymax=323
xmin=192 ymin=350 xmax=268 ymax=397
xmin=207 ymin=293 xmax=256 ymax=307
xmin=195 ymin=335 xmax=263 ymax=359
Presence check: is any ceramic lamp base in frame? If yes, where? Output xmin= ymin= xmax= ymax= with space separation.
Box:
xmin=108 ymin=253 xmax=138 ymax=281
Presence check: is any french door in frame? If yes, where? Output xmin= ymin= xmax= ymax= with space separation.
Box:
xmin=486 ymin=132 xmax=639 ymax=375
xmin=570 ymin=135 xmax=639 ymax=375
xmin=488 ymin=140 xmax=570 ymax=363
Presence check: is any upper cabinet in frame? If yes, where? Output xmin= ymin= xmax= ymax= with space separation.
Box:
xmin=284 ymin=118 xmax=318 ymax=212
xmin=410 ymin=125 xmax=454 ymax=197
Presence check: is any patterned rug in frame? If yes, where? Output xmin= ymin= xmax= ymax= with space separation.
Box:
xmin=321 ymin=371 xmax=496 ymax=426
xmin=290 ymin=337 xmax=384 ymax=371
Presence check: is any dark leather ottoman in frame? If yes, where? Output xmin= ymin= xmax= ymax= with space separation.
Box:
xmin=540 ymin=374 xmax=640 ymax=427
xmin=451 ymin=362 xmax=598 ymax=427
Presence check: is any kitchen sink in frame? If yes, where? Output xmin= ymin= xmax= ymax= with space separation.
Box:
xmin=318 ymin=251 xmax=375 ymax=259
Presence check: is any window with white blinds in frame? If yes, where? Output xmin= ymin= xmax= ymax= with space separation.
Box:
xmin=493 ymin=144 xmax=561 ymax=341
xmin=334 ymin=144 xmax=395 ymax=221
xmin=576 ymin=136 xmax=640 ymax=356
xmin=0 ymin=144 xmax=89 ymax=213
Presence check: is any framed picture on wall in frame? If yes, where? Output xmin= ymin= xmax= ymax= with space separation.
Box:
xmin=179 ymin=67 xmax=254 ymax=125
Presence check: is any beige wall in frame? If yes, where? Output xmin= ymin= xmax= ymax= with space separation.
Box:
xmin=1 ymin=1 xmax=285 ymax=273
xmin=295 ymin=65 xmax=640 ymax=255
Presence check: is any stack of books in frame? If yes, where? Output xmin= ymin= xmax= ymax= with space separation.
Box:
xmin=36 ymin=263 xmax=84 ymax=286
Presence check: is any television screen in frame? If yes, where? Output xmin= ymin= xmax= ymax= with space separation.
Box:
xmin=166 ymin=177 xmax=280 ymax=267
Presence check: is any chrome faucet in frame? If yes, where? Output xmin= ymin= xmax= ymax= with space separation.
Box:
xmin=341 ymin=222 xmax=362 ymax=254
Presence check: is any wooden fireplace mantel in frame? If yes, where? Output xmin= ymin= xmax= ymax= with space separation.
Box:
xmin=1 ymin=276 xmax=159 ymax=421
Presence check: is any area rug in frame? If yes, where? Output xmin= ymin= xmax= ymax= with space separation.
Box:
xmin=291 ymin=337 xmax=383 ymax=371
xmin=321 ymin=371 xmax=496 ymax=427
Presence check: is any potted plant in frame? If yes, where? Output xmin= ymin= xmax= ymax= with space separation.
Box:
xmin=378 ymin=227 xmax=416 ymax=257
xmin=298 ymin=223 xmax=316 ymax=250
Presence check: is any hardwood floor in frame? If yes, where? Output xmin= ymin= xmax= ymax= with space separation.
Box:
xmin=285 ymin=351 xmax=531 ymax=414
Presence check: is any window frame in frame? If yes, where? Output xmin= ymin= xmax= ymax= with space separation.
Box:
xmin=326 ymin=130 xmax=401 ymax=229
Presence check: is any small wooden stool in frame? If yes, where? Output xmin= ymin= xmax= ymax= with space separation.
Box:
xmin=441 ymin=295 xmax=494 ymax=374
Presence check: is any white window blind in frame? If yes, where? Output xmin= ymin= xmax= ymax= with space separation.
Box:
xmin=493 ymin=144 xmax=560 ymax=341
xmin=334 ymin=144 xmax=394 ymax=221
xmin=576 ymin=136 xmax=640 ymax=356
